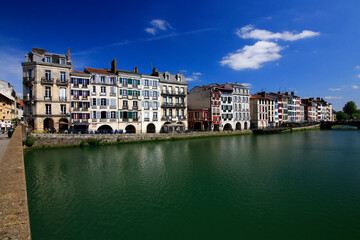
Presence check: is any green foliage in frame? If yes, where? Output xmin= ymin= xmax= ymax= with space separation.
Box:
xmin=343 ymin=101 xmax=358 ymax=118
xmin=80 ymin=140 xmax=85 ymax=147
xmin=11 ymin=118 xmax=21 ymax=128
xmin=352 ymin=112 xmax=360 ymax=119
xmin=117 ymin=138 xmax=121 ymax=142
xmin=87 ymin=138 xmax=101 ymax=146
xmin=25 ymin=136 xmax=35 ymax=147
xmin=336 ymin=111 xmax=348 ymax=120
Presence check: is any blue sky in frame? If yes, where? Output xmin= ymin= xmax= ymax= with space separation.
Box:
xmin=1 ymin=0 xmax=360 ymax=110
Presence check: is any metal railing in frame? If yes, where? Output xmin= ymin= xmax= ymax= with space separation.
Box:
xmin=41 ymin=77 xmax=54 ymax=85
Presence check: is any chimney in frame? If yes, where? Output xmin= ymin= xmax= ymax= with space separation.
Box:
xmin=152 ymin=67 xmax=158 ymax=75
xmin=67 ymin=48 xmax=71 ymax=61
xmin=111 ymin=59 xmax=117 ymax=73
xmin=133 ymin=66 xmax=138 ymax=73
xmin=278 ymin=91 xmax=280 ymax=94
xmin=291 ymin=91 xmax=294 ymax=96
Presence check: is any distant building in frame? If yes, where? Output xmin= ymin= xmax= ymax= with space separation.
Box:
xmin=250 ymin=92 xmax=276 ymax=129
xmin=0 ymin=80 xmax=16 ymax=123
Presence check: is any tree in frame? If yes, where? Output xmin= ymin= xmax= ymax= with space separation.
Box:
xmin=343 ymin=101 xmax=358 ymax=118
xmin=336 ymin=111 xmax=348 ymax=120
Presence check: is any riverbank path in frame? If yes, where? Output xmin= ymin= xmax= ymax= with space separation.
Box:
xmin=0 ymin=133 xmax=10 ymax=161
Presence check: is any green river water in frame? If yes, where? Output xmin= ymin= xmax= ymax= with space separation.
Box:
xmin=24 ymin=129 xmax=360 ymax=239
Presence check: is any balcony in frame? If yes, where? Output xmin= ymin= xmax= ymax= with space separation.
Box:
xmin=82 ymin=84 xmax=89 ymax=88
xmin=144 ymin=118 xmax=150 ymax=122
xmin=153 ymin=118 xmax=158 ymax=121
xmin=73 ymin=96 xmax=79 ymax=100
xmin=59 ymin=97 xmax=67 ymax=101
xmin=161 ymin=90 xmax=186 ymax=97
xmin=132 ymin=95 xmax=138 ymax=99
xmin=82 ymin=107 xmax=89 ymax=111
xmin=153 ymin=107 xmax=158 ymax=110
xmin=122 ymin=105 xmax=128 ymax=110
xmin=73 ymin=108 xmax=81 ymax=112
xmin=144 ymin=106 xmax=149 ymax=110
xmin=73 ymin=84 xmax=80 ymax=88
xmin=122 ymin=95 xmax=128 ymax=99
xmin=81 ymin=96 xmax=88 ymax=100
xmin=174 ymin=103 xmax=185 ymax=108
xmin=110 ymin=105 xmax=117 ymax=109
xmin=82 ymin=119 xmax=89 ymax=123
xmin=152 ymin=97 xmax=158 ymax=100
xmin=100 ymin=119 xmax=108 ymax=122
xmin=44 ymin=96 xmax=52 ymax=101
xmin=144 ymin=95 xmax=149 ymax=99
xmin=132 ymin=118 xmax=139 ymax=122
xmin=132 ymin=106 xmax=138 ymax=110
xmin=41 ymin=77 xmax=54 ymax=85
xmin=92 ymin=118 xmax=98 ymax=122
xmin=56 ymin=79 xmax=68 ymax=86
xmin=23 ymin=95 xmax=34 ymax=102
xmin=100 ymin=92 xmax=106 ymax=96
xmin=100 ymin=105 xmax=107 ymax=109
xmin=110 ymin=93 xmax=116 ymax=97
xmin=180 ymin=116 xmax=187 ymax=120
xmin=91 ymin=92 xmax=96 ymax=96
xmin=23 ymin=77 xmax=35 ymax=85
xmin=161 ymin=103 xmax=173 ymax=108
xmin=110 ymin=118 xmax=117 ymax=122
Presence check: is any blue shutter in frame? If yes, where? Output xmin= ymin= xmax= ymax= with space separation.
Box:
xmin=79 ymin=113 xmax=82 ymax=119
xmin=79 ymin=102 xmax=83 ymax=108
xmin=97 ymin=111 xmax=100 ymax=118
xmin=106 ymin=111 xmax=110 ymax=119
xmin=71 ymin=90 xmax=73 ymax=95
xmin=115 ymin=111 xmax=119 ymax=119
xmin=71 ymin=102 xmax=74 ymax=107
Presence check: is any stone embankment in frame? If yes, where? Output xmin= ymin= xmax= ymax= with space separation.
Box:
xmin=0 ymin=125 xmax=31 ymax=239
xmin=27 ymin=130 xmax=253 ymax=148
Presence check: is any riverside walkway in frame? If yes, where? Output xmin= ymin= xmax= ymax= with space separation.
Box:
xmin=0 ymin=126 xmax=31 ymax=239
xmin=0 ymin=133 xmax=10 ymax=161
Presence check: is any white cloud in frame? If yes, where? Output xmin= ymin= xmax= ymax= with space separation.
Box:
xmin=358 ymin=74 xmax=360 ymax=79
xmin=352 ymin=85 xmax=359 ymax=89
xmin=325 ymin=96 xmax=343 ymax=100
xmin=220 ymin=41 xmax=282 ymax=70
xmin=236 ymin=25 xmax=320 ymax=41
xmin=145 ymin=19 xmax=172 ymax=35
xmin=0 ymin=48 xmax=23 ymax=93
xmin=185 ymin=72 xmax=202 ymax=82
xmin=241 ymin=83 xmax=252 ymax=87
xmin=329 ymin=88 xmax=342 ymax=91
xmin=356 ymin=65 xmax=360 ymax=69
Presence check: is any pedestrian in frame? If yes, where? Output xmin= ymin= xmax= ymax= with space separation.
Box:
xmin=6 ymin=122 xmax=11 ymax=132
xmin=1 ymin=121 xmax=5 ymax=134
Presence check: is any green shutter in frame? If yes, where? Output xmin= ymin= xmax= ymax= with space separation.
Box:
xmin=128 ymin=79 xmax=132 ymax=84
xmin=120 ymin=111 xmax=123 ymax=119
xmin=129 ymin=111 xmax=133 ymax=119
xmin=138 ymin=90 xmax=140 ymax=96
xmin=138 ymin=80 xmax=140 ymax=85
xmin=120 ymin=89 xmax=122 ymax=95
xmin=129 ymin=90 xmax=133 ymax=96
xmin=119 ymin=78 xmax=122 ymax=84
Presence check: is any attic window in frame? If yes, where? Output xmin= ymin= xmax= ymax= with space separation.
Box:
xmin=60 ymin=58 xmax=65 ymax=64
xmin=166 ymin=74 xmax=169 ymax=80
xmin=178 ymin=76 xmax=181 ymax=81
xmin=46 ymin=57 xmax=51 ymax=63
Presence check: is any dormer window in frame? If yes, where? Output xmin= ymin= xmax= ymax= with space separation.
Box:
xmin=60 ymin=58 xmax=65 ymax=64
xmin=178 ymin=76 xmax=181 ymax=81
xmin=46 ymin=57 xmax=51 ymax=63
xmin=166 ymin=74 xmax=169 ymax=80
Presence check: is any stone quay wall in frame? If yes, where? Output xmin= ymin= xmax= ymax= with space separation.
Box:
xmin=0 ymin=125 xmax=31 ymax=239
xmin=29 ymin=130 xmax=253 ymax=148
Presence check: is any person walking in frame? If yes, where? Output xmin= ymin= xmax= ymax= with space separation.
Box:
xmin=6 ymin=122 xmax=11 ymax=132
xmin=1 ymin=121 xmax=5 ymax=134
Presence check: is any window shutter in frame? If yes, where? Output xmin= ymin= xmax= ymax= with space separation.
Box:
xmin=128 ymin=79 xmax=132 ymax=85
xmin=142 ymin=101 xmax=144 ymax=107
xmin=97 ymin=99 xmax=100 ymax=106
xmin=138 ymin=80 xmax=140 ymax=85
xmin=120 ymin=89 xmax=122 ymax=95
xmin=115 ymin=111 xmax=119 ymax=119
xmin=119 ymin=78 xmax=122 ymax=84
xmin=79 ymin=102 xmax=83 ymax=108
xmin=71 ymin=113 xmax=74 ymax=119
xmin=149 ymin=80 xmax=152 ymax=86
xmin=96 ymin=111 xmax=100 ymax=118
xmin=129 ymin=90 xmax=132 ymax=96
xmin=138 ymin=91 xmax=140 ymax=96
xmin=106 ymin=99 xmax=109 ymax=106
xmin=79 ymin=113 xmax=82 ymax=119
xmin=71 ymin=90 xmax=73 ymax=95
xmin=120 ymin=111 xmax=123 ymax=119
xmin=129 ymin=111 xmax=133 ymax=119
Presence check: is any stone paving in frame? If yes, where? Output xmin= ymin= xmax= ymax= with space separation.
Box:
xmin=0 ymin=126 xmax=31 ymax=239
xmin=0 ymin=133 xmax=10 ymax=161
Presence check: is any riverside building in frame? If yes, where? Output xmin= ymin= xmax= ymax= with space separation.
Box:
xmin=22 ymin=48 xmax=72 ymax=131
xmin=151 ymin=68 xmax=188 ymax=133
xmin=250 ymin=92 xmax=276 ymax=129
xmin=0 ymin=80 xmax=16 ymax=123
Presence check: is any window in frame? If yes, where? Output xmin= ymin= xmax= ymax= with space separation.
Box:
xmin=60 ymin=58 xmax=65 ymax=64
xmin=101 ymin=76 xmax=105 ymax=83
xmin=175 ymin=87 xmax=179 ymax=94
xmin=111 ymin=111 xmax=116 ymax=119
xmin=145 ymin=101 xmax=149 ymax=109
xmin=144 ymin=79 xmax=149 ymax=87
xmin=176 ymin=109 xmax=179 ymax=116
xmin=144 ymin=112 xmax=149 ymax=119
xmin=92 ymin=111 xmax=96 ymax=119
xmin=181 ymin=109 xmax=184 ymax=116
xmin=45 ymin=104 xmax=51 ymax=114
xmin=144 ymin=90 xmax=149 ymax=98
xmin=83 ymin=114 xmax=88 ymax=119
xmin=60 ymin=88 xmax=66 ymax=101
xmin=153 ymin=112 xmax=158 ymax=120
xmin=168 ymin=86 xmax=172 ymax=93
xmin=123 ymin=100 xmax=128 ymax=107
xmin=152 ymin=81 xmax=157 ymax=88
xmin=163 ymin=109 xmax=167 ymax=116
xmin=28 ymin=70 xmax=32 ymax=78
xmin=175 ymin=97 xmax=179 ymax=104
xmin=133 ymin=112 xmax=138 ymax=120
xmin=74 ymin=113 xmax=79 ymax=119
xmin=101 ymin=99 xmax=106 ymax=106
xmin=133 ymin=101 xmax=138 ymax=107
xmin=60 ymin=72 xmax=66 ymax=81
xmin=169 ymin=109 xmax=173 ymax=117
xmin=101 ymin=86 xmax=106 ymax=94
xmin=45 ymin=87 xmax=51 ymax=99
xmin=181 ymin=97 xmax=184 ymax=103
xmin=110 ymin=77 xmax=116 ymax=84
xmin=46 ymin=57 xmax=51 ymax=63
xmin=101 ymin=111 xmax=106 ymax=119
xmin=181 ymin=87 xmax=184 ymax=93
xmin=163 ymin=96 xmax=167 ymax=103
xmin=133 ymin=79 xmax=138 ymax=87
xmin=60 ymin=105 xmax=66 ymax=114
xmin=123 ymin=89 xmax=128 ymax=96
xmin=45 ymin=70 xmax=51 ymax=80
xmin=166 ymin=75 xmax=169 ymax=80
xmin=92 ymin=98 xmax=96 ymax=106
xmin=122 ymin=78 xmax=128 ymax=86
xmin=92 ymin=86 xmax=96 ymax=93
xmin=169 ymin=97 xmax=173 ymax=104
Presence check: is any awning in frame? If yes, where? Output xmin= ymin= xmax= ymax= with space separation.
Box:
xmin=58 ymin=121 xmax=70 ymax=125
xmin=72 ymin=122 xmax=90 ymax=126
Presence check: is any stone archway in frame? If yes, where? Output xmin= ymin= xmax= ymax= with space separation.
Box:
xmin=125 ymin=124 xmax=136 ymax=134
xmin=244 ymin=122 xmax=248 ymax=130
xmin=98 ymin=125 xmax=113 ymax=133
xmin=43 ymin=118 xmax=54 ymax=131
xmin=146 ymin=123 xmax=156 ymax=133
xmin=223 ymin=123 xmax=233 ymax=131
xmin=236 ymin=122 xmax=242 ymax=131
xmin=59 ymin=118 xmax=69 ymax=132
